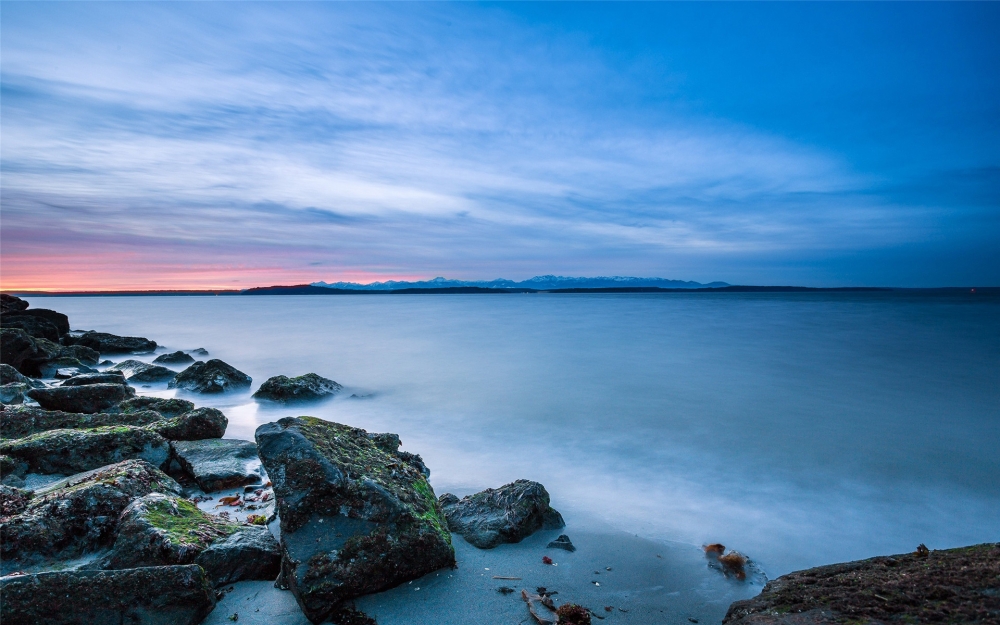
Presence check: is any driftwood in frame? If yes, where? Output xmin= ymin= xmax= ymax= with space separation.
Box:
xmin=522 ymin=589 xmax=558 ymax=624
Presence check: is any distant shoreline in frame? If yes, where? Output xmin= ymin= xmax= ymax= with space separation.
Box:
xmin=5 ymin=285 xmax=995 ymax=296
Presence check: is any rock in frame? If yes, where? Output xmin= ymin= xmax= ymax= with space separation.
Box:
xmin=190 ymin=348 xmax=210 ymax=356
xmin=32 ymin=356 xmax=98 ymax=378
xmin=194 ymin=524 xmax=282 ymax=586
xmin=109 ymin=359 xmax=177 ymax=382
xmin=0 ymin=329 xmax=40 ymax=372
xmin=255 ymin=416 xmax=455 ymax=624
xmin=366 ymin=431 xmax=430 ymax=477
xmin=63 ymin=331 xmax=157 ymax=354
xmin=0 ymin=426 xmax=170 ymax=474
xmin=0 ymin=315 xmax=60 ymax=342
xmin=58 ymin=371 xmax=127 ymax=387
xmin=0 ymin=460 xmax=180 ymax=568
xmin=171 ymin=438 xmax=259 ymax=492
xmin=1 ymin=294 xmax=29 ymax=314
xmin=151 ymin=407 xmax=228 ymax=441
xmin=0 ymin=483 xmax=32 ymax=517
xmin=15 ymin=309 xmax=70 ymax=336
xmin=26 ymin=383 xmax=134 ymax=413
xmin=58 ymin=344 xmax=100 ymax=365
xmin=0 ymin=364 xmax=42 ymax=388
xmin=253 ymin=373 xmax=343 ymax=403
xmin=111 ymin=396 xmax=195 ymax=417
xmin=547 ymin=534 xmax=576 ymax=552
xmin=0 ymin=405 xmax=165 ymax=440
xmin=438 ymin=479 xmax=565 ymax=549
xmin=154 ymin=350 xmax=196 ymax=365
xmin=723 ymin=543 xmax=1000 ymax=625
xmin=0 ymin=383 xmax=29 ymax=405
xmin=0 ymin=454 xmax=25 ymax=483
xmin=0 ymin=565 xmax=216 ymax=625
xmin=169 ymin=359 xmax=252 ymax=394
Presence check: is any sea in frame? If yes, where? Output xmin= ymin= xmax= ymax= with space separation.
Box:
xmin=23 ymin=291 xmax=1000 ymax=584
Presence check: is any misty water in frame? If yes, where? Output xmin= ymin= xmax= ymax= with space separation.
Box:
xmin=26 ymin=292 xmax=999 ymax=583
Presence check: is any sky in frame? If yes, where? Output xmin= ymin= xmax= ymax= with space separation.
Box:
xmin=1 ymin=2 xmax=998 ymax=290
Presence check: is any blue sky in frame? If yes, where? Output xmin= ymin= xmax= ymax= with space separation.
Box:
xmin=2 ymin=2 xmax=998 ymax=289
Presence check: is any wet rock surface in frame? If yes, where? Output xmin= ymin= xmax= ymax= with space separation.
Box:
xmin=111 ymin=395 xmax=195 ymax=417
xmin=0 ymin=425 xmax=170 ymax=474
xmin=1 ymin=329 xmax=40 ymax=371
xmin=255 ymin=416 xmax=455 ymax=624
xmin=0 ymin=564 xmax=216 ymax=625
xmin=194 ymin=524 xmax=282 ymax=586
xmin=1 ymin=294 xmax=29 ymax=313
xmin=0 ymin=383 xmax=29 ymax=405
xmin=26 ymin=383 xmax=135 ymax=413
xmin=14 ymin=308 xmax=70 ymax=336
xmin=253 ymin=373 xmax=343 ymax=403
xmin=170 ymin=359 xmax=252 ymax=393
xmin=62 ymin=331 xmax=157 ymax=354
xmin=58 ymin=371 xmax=127 ymax=387
xmin=0 ymin=483 xmax=33 ymax=517
xmin=172 ymin=438 xmax=260 ymax=492
xmin=724 ymin=543 xmax=1000 ymax=624
xmin=154 ymin=350 xmax=196 ymax=365
xmin=0 ymin=406 xmax=165 ymax=440
xmin=110 ymin=359 xmax=177 ymax=382
xmin=0 ymin=460 xmax=180 ymax=570
xmin=1 ymin=364 xmax=41 ymax=388
xmin=439 ymin=479 xmax=565 ymax=549
xmin=1 ymin=314 xmax=61 ymax=342
xmin=153 ymin=407 xmax=228 ymax=441
xmin=547 ymin=534 xmax=576 ymax=552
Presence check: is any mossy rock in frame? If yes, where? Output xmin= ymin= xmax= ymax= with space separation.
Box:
xmin=0 ymin=425 xmax=170 ymax=475
xmin=110 ymin=396 xmax=195 ymax=417
xmin=0 ymin=406 xmax=165 ymax=440
xmin=438 ymin=479 xmax=565 ymax=549
xmin=26 ymin=383 xmax=135 ymax=414
xmin=149 ymin=407 xmax=227 ymax=441
xmin=169 ymin=359 xmax=251 ymax=394
xmin=252 ymin=373 xmax=343 ymax=403
xmin=256 ymin=416 xmax=455 ymax=624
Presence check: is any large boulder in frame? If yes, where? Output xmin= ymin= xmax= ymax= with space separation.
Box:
xmin=0 ymin=328 xmax=39 ymax=371
xmin=194 ymin=524 xmax=282 ymax=586
xmin=0 ymin=364 xmax=42 ymax=388
xmin=26 ymin=383 xmax=134 ymax=413
xmin=0 ymin=426 xmax=170 ymax=474
xmin=0 ymin=565 xmax=216 ymax=625
xmin=256 ymin=416 xmax=455 ymax=624
xmin=0 ymin=460 xmax=180 ymax=569
xmin=58 ymin=371 xmax=127 ymax=387
xmin=110 ymin=396 xmax=195 ymax=417
xmin=154 ymin=350 xmax=196 ymax=365
xmin=151 ymin=407 xmax=227 ymax=441
xmin=63 ymin=331 xmax=157 ymax=354
xmin=723 ymin=543 xmax=1000 ymax=625
xmin=169 ymin=359 xmax=252 ymax=393
xmin=0 ymin=294 xmax=29 ymax=314
xmin=438 ymin=479 xmax=565 ymax=549
xmin=0 ymin=406 xmax=165 ymax=440
xmin=16 ymin=309 xmax=70 ymax=336
xmin=29 ymin=338 xmax=99 ymax=366
xmin=1 ymin=315 xmax=60 ymax=342
xmin=171 ymin=438 xmax=260 ymax=492
xmin=110 ymin=359 xmax=177 ymax=382
xmin=253 ymin=373 xmax=343 ymax=403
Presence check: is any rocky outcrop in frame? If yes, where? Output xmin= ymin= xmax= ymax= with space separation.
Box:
xmin=111 ymin=396 xmax=195 ymax=417
xmin=109 ymin=359 xmax=177 ymax=382
xmin=0 ymin=406 xmax=165 ymax=440
xmin=154 ymin=350 xmax=196 ymax=365
xmin=253 ymin=373 xmax=343 ymax=403
xmin=723 ymin=543 xmax=1000 ymax=625
xmin=438 ymin=479 xmax=565 ymax=549
xmin=58 ymin=371 xmax=127 ymax=387
xmin=15 ymin=309 xmax=70 ymax=336
xmin=1 ymin=294 xmax=29 ymax=314
xmin=0 ymin=460 xmax=181 ymax=569
xmin=0 ymin=565 xmax=216 ymax=625
xmin=193 ymin=524 xmax=282 ymax=586
xmin=169 ymin=359 xmax=252 ymax=393
xmin=171 ymin=438 xmax=260 ymax=492
xmin=151 ymin=407 xmax=228 ymax=441
xmin=255 ymin=417 xmax=455 ymax=624
xmin=0 ymin=364 xmax=41 ymax=388
xmin=0 ymin=483 xmax=32 ymax=517
xmin=1 ymin=329 xmax=40 ymax=372
xmin=0 ymin=426 xmax=170 ymax=474
xmin=1 ymin=315 xmax=60 ymax=342
xmin=63 ymin=331 xmax=157 ymax=354
xmin=26 ymin=383 xmax=135 ymax=413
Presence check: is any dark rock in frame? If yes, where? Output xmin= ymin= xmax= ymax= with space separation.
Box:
xmin=26 ymin=383 xmax=135 ymax=413
xmin=0 ymin=454 xmax=25 ymax=483
xmin=154 ymin=350 xmax=196 ymax=365
xmin=0 ymin=383 xmax=29 ymax=405
xmin=16 ymin=338 xmax=101 ymax=377
xmin=1 ymin=314 xmax=60 ymax=342
xmin=109 ymin=359 xmax=177 ymax=382
xmin=152 ymin=407 xmax=228 ymax=441
xmin=0 ymin=328 xmax=40 ymax=371
xmin=438 ymin=479 xmax=565 ymax=549
xmin=547 ymin=534 xmax=576 ymax=552
xmin=32 ymin=357 xmax=98 ymax=379
xmin=194 ymin=525 xmax=282 ymax=586
xmin=723 ymin=543 xmax=1000 ymax=625
xmin=16 ymin=309 xmax=70 ymax=336
xmin=110 ymin=396 xmax=195 ymax=417
xmin=58 ymin=371 xmax=127 ymax=387
xmin=171 ymin=438 xmax=259 ymax=492
xmin=64 ymin=331 xmax=157 ymax=354
xmin=0 ymin=294 xmax=29 ymax=314
xmin=0 ymin=364 xmax=42 ymax=388
xmin=0 ymin=425 xmax=170 ymax=474
xmin=0 ymin=483 xmax=32 ymax=517
xmin=253 ymin=373 xmax=343 ymax=403
xmin=255 ymin=416 xmax=455 ymax=624
xmin=190 ymin=348 xmax=209 ymax=356
xmin=0 ymin=565 xmax=216 ymax=625
xmin=0 ymin=460 xmax=180 ymax=568
xmin=59 ymin=344 xmax=100 ymax=365
xmin=0 ymin=406 xmax=165 ymax=440
xmin=169 ymin=359 xmax=252 ymax=394
xmin=367 ymin=431 xmax=430 ymax=477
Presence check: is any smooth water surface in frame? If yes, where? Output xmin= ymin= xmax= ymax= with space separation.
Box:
xmin=27 ymin=292 xmax=1000 ymax=578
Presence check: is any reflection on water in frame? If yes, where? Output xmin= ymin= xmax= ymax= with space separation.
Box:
xmin=27 ymin=292 xmax=1000 ymax=577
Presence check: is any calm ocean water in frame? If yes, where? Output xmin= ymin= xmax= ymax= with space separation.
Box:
xmin=25 ymin=292 xmax=1000 ymax=578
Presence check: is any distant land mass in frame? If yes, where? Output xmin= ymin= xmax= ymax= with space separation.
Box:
xmin=311 ymin=275 xmax=730 ymax=290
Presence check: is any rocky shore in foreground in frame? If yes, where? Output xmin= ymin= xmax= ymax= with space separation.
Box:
xmin=2 ymin=293 xmax=997 ymax=624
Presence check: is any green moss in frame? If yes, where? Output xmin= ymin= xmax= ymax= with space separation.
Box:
xmin=414 ymin=478 xmax=451 ymax=545
xmin=144 ymin=497 xmax=238 ymax=549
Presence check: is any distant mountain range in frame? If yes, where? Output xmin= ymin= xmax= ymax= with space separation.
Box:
xmin=311 ymin=275 xmax=730 ymax=290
